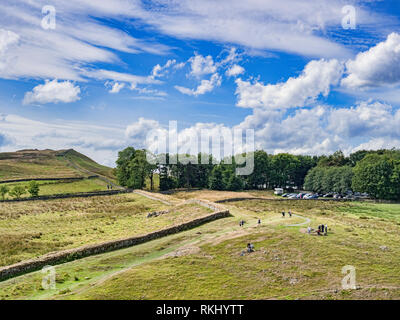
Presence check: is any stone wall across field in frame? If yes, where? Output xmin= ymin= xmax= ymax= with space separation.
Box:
xmin=0 ymin=209 xmax=230 ymax=281
xmin=0 ymin=189 xmax=131 ymax=203
xmin=0 ymin=176 xmax=99 ymax=184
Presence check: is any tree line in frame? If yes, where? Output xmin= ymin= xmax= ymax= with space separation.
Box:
xmin=115 ymin=148 xmax=317 ymax=191
xmin=115 ymin=147 xmax=400 ymax=200
xmin=303 ymin=150 xmax=400 ymax=200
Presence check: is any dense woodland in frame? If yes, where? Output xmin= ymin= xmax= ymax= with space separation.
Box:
xmin=115 ymin=147 xmax=400 ymax=200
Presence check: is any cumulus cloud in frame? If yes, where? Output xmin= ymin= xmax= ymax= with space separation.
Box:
xmin=226 ymin=64 xmax=245 ymax=77
xmin=328 ymin=101 xmax=400 ymax=139
xmin=107 ymin=82 xmax=125 ymax=94
xmin=342 ymin=33 xmax=400 ymax=88
xmin=151 ymin=59 xmax=178 ymax=79
xmin=189 ymin=54 xmax=217 ymax=78
xmin=175 ymin=73 xmax=222 ymax=96
xmin=23 ymin=80 xmax=81 ymax=105
xmin=235 ymin=59 xmax=344 ymax=109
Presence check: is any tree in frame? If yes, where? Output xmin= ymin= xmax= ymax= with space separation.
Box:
xmin=115 ymin=148 xmax=155 ymax=189
xmin=27 ymin=181 xmax=40 ymax=197
xmin=352 ymin=154 xmax=400 ymax=200
xmin=245 ymin=150 xmax=270 ymax=189
xmin=0 ymin=185 xmax=9 ymax=200
xmin=209 ymin=165 xmax=225 ymax=190
xmin=226 ymin=171 xmax=244 ymax=191
xmin=9 ymin=185 xmax=26 ymax=199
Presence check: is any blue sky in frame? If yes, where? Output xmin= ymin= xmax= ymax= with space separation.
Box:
xmin=1 ymin=0 xmax=400 ymax=166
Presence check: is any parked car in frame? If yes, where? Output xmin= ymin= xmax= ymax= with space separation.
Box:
xmin=282 ymin=193 xmax=288 ymax=197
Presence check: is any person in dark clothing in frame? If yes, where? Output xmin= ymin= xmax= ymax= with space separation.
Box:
xmin=258 ymin=219 xmax=261 ymax=225
xmin=288 ymin=210 xmax=292 ymax=217
xmin=282 ymin=211 xmax=285 ymax=218
xmin=321 ymin=224 xmax=325 ymax=233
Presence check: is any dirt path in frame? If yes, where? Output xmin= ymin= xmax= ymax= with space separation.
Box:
xmin=285 ymin=214 xmax=311 ymax=227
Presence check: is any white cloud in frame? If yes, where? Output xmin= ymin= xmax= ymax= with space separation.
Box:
xmin=189 ymin=54 xmax=217 ymax=78
xmin=151 ymin=59 xmax=177 ymax=79
xmin=226 ymin=64 xmax=244 ymax=77
xmin=175 ymin=73 xmax=222 ymax=96
xmin=342 ymin=33 xmax=400 ymax=88
xmin=107 ymin=82 xmax=125 ymax=94
xmin=128 ymin=0 xmax=385 ymax=58
xmin=0 ymin=29 xmax=19 ymax=70
xmin=235 ymin=59 xmax=344 ymax=109
xmin=23 ymin=80 xmax=81 ymax=105
xmin=0 ymin=1 xmax=170 ymax=81
xmin=327 ymin=101 xmax=400 ymax=139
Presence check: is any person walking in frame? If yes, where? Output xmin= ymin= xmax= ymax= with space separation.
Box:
xmin=258 ymin=218 xmax=261 ymax=225
xmin=288 ymin=210 xmax=292 ymax=217
xmin=282 ymin=211 xmax=285 ymax=218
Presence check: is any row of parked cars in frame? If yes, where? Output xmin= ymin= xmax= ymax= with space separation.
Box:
xmin=281 ymin=192 xmax=369 ymax=200
xmin=282 ymin=193 xmax=318 ymax=199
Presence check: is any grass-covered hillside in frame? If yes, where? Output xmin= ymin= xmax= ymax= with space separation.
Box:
xmin=0 ymin=149 xmax=115 ymax=182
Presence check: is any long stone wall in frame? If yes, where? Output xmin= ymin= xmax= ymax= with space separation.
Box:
xmin=0 ymin=189 xmax=132 ymax=203
xmin=0 ymin=209 xmax=230 ymax=281
xmin=0 ymin=176 xmax=98 ymax=184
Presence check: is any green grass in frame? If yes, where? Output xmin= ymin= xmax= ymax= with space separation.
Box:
xmin=65 ymin=201 xmax=400 ymax=300
xmin=0 ymin=193 xmax=212 ymax=267
xmin=0 ymin=149 xmax=116 ymax=182
xmin=0 ymin=178 xmax=111 ymax=199
xmin=61 ymin=149 xmax=115 ymax=181
xmin=1 ymin=195 xmax=399 ymax=300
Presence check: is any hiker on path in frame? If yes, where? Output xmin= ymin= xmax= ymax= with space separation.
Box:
xmin=247 ymin=243 xmax=254 ymax=253
xmin=321 ymin=224 xmax=325 ymax=233
xmin=324 ymin=224 xmax=328 ymax=235
xmin=307 ymin=226 xmax=312 ymax=234
xmin=282 ymin=211 xmax=285 ymax=218
xmin=288 ymin=210 xmax=292 ymax=217
xmin=258 ymin=219 xmax=261 ymax=225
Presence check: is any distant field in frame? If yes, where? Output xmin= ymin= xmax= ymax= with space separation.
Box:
xmin=0 ymin=193 xmax=212 ymax=267
xmin=0 ymin=178 xmax=112 ymax=199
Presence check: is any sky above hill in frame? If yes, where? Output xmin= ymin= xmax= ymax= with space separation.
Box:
xmin=1 ymin=0 xmax=400 ymax=166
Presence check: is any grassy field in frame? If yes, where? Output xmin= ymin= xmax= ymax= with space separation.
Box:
xmin=0 ymin=193 xmax=212 ymax=267
xmin=0 ymin=192 xmax=399 ymax=300
xmin=0 ymin=178 xmax=112 ymax=199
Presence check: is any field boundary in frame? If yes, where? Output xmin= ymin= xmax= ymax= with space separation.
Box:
xmin=0 ymin=204 xmax=230 ymax=281
xmin=0 ymin=189 xmax=132 ymax=203
xmin=0 ymin=176 xmax=98 ymax=184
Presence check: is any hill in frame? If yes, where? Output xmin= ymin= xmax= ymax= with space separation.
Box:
xmin=0 ymin=149 xmax=115 ymax=182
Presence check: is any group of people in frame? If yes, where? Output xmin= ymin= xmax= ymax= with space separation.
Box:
xmin=107 ymin=184 xmax=113 ymax=190
xmin=281 ymin=210 xmax=292 ymax=218
xmin=307 ymin=224 xmax=328 ymax=236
